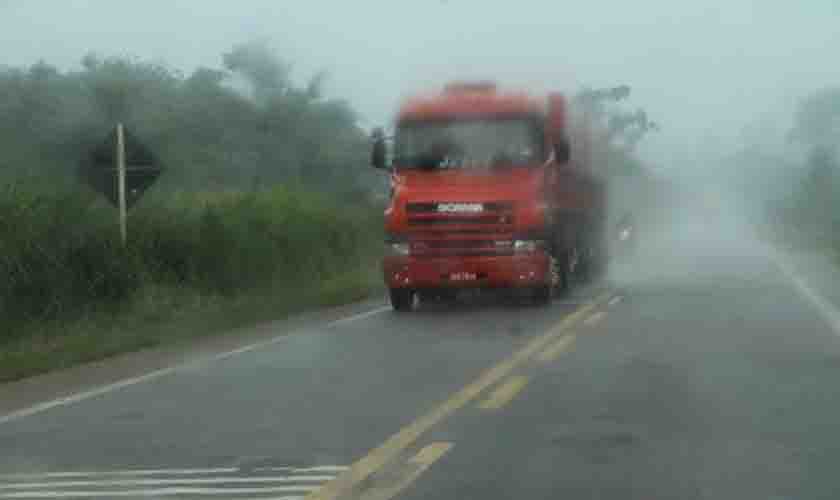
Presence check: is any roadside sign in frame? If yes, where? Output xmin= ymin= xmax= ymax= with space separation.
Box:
xmin=80 ymin=125 xmax=162 ymax=209
xmin=80 ymin=124 xmax=163 ymax=244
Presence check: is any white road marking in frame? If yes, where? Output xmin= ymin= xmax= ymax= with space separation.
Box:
xmin=0 ymin=368 xmax=178 ymax=427
xmin=327 ymin=306 xmax=391 ymax=326
xmin=0 ymin=468 xmax=238 ymax=480
xmin=582 ymin=311 xmax=606 ymax=326
xmin=770 ymin=251 xmax=840 ymax=336
xmin=0 ymin=476 xmax=335 ymax=489
xmin=0 ymin=465 xmax=345 ymax=500
xmin=608 ymin=295 xmax=623 ymax=306
xmin=0 ymin=466 xmax=348 ymax=480
xmin=255 ymin=466 xmax=350 ymax=473
xmin=0 ymin=486 xmax=315 ymax=498
xmin=0 ymin=306 xmax=388 ymax=425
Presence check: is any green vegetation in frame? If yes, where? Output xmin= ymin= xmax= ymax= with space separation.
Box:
xmin=0 ymin=45 xmax=662 ymax=381
xmin=0 ymin=42 xmax=383 ymax=381
xmin=0 ymin=41 xmax=378 ymax=192
xmin=573 ymin=85 xmax=668 ymax=227
xmin=756 ymin=86 xmax=840 ymax=254
xmin=0 ymin=183 xmax=381 ymax=382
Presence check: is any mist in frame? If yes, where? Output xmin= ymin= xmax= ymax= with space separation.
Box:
xmin=7 ymin=5 xmax=840 ymax=496
xmin=4 ymin=0 xmax=840 ymax=175
xmin=2 ymin=0 xmax=840 ymax=295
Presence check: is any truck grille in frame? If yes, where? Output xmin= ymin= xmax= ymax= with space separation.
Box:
xmin=409 ymin=238 xmax=514 ymax=258
xmin=406 ymin=202 xmax=514 ymax=213
xmin=406 ymin=201 xmax=514 ymax=229
xmin=405 ymin=201 xmax=515 ymax=257
xmin=408 ymin=215 xmax=509 ymax=226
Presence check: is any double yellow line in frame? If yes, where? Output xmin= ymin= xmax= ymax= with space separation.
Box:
xmin=307 ymin=291 xmax=610 ymax=500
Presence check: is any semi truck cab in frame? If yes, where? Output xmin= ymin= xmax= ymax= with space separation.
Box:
xmin=372 ymin=82 xmax=604 ymax=311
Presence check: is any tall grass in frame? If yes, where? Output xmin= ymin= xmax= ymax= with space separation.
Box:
xmin=0 ymin=180 xmax=381 ymax=345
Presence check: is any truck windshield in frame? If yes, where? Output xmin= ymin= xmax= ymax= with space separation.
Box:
xmin=394 ymin=118 xmax=543 ymax=169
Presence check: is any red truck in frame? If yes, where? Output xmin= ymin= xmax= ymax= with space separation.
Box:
xmin=371 ymin=82 xmax=606 ymax=311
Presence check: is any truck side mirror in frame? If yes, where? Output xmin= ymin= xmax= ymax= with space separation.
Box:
xmin=371 ymin=127 xmax=387 ymax=169
xmin=554 ymin=138 xmax=570 ymax=164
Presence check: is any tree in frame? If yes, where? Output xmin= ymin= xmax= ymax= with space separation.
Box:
xmin=0 ymin=42 xmax=372 ymax=196
xmin=574 ymin=85 xmax=659 ymax=153
xmin=790 ymin=87 xmax=840 ymax=149
xmin=306 ymin=70 xmax=328 ymax=100
xmin=788 ymin=87 xmax=840 ymax=227
xmin=223 ymin=41 xmax=292 ymax=104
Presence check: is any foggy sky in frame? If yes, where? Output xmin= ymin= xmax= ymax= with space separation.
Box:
xmin=3 ymin=0 xmax=839 ymax=173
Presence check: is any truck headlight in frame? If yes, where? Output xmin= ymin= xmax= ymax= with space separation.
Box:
xmin=386 ymin=242 xmax=410 ymax=256
xmin=513 ymin=240 xmax=544 ymax=253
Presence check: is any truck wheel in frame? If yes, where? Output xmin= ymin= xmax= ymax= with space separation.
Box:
xmin=577 ymin=249 xmax=596 ymax=283
xmin=389 ymin=288 xmax=413 ymax=312
xmin=417 ymin=288 xmax=456 ymax=305
xmin=532 ymin=285 xmax=552 ymax=306
xmin=553 ymin=250 xmax=570 ymax=294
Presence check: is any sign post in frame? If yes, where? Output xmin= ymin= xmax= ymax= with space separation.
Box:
xmin=116 ymin=123 xmax=127 ymax=245
xmin=80 ymin=124 xmax=163 ymax=245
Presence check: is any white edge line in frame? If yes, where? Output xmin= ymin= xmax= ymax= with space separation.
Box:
xmin=256 ymin=466 xmax=350 ymax=473
xmin=607 ymin=295 xmax=622 ymax=306
xmin=0 ymin=486 xmax=313 ymax=498
xmin=327 ymin=306 xmax=391 ymax=327
xmin=0 ymin=466 xmax=348 ymax=480
xmin=0 ymin=306 xmax=389 ymax=425
xmin=0 ymin=476 xmax=336 ymax=489
xmin=0 ymin=369 xmax=175 ymax=427
xmin=0 ymin=468 xmax=237 ymax=480
xmin=770 ymin=251 xmax=840 ymax=336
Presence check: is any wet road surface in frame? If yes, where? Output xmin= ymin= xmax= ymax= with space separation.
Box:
xmin=3 ymin=212 xmax=840 ymax=499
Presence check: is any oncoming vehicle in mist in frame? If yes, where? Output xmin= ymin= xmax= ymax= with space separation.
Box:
xmin=371 ymin=82 xmax=607 ymax=311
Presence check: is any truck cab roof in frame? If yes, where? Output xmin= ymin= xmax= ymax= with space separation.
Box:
xmin=398 ymin=82 xmax=544 ymax=122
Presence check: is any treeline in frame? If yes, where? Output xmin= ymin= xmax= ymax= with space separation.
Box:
xmin=0 ymin=41 xmax=376 ymax=197
xmin=0 ymin=43 xmax=384 ymax=374
xmin=571 ymin=86 xmax=669 ymax=228
xmin=750 ymin=87 xmax=840 ymax=246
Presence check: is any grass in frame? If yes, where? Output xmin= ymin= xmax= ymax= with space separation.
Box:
xmin=0 ymin=267 xmax=381 ymax=383
xmin=0 ymin=180 xmax=383 ymax=382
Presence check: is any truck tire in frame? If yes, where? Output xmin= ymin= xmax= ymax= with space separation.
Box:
xmin=577 ymin=249 xmax=598 ymax=284
xmin=419 ymin=288 xmax=457 ymax=305
xmin=553 ymin=250 xmax=571 ymax=294
xmin=532 ymin=285 xmax=552 ymax=306
xmin=389 ymin=288 xmax=413 ymax=312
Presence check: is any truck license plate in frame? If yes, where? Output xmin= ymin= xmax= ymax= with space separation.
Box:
xmin=449 ymin=272 xmax=477 ymax=281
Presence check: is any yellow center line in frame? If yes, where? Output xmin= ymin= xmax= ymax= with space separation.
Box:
xmin=356 ymin=442 xmax=453 ymax=500
xmin=582 ymin=311 xmax=606 ymax=326
xmin=478 ymin=375 xmax=529 ymax=410
xmin=410 ymin=442 xmax=452 ymax=465
xmin=305 ymin=291 xmax=611 ymax=500
xmin=535 ymin=335 xmax=576 ymax=363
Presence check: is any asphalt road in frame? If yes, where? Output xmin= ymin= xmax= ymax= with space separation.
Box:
xmin=3 ymin=208 xmax=840 ymax=499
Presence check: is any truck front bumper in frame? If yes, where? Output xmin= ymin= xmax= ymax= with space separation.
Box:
xmin=383 ymin=253 xmax=551 ymax=289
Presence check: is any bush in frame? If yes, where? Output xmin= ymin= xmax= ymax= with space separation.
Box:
xmin=0 ymin=181 xmax=380 ymax=341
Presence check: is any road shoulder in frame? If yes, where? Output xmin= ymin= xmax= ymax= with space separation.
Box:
xmin=0 ymin=296 xmax=387 ymax=422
